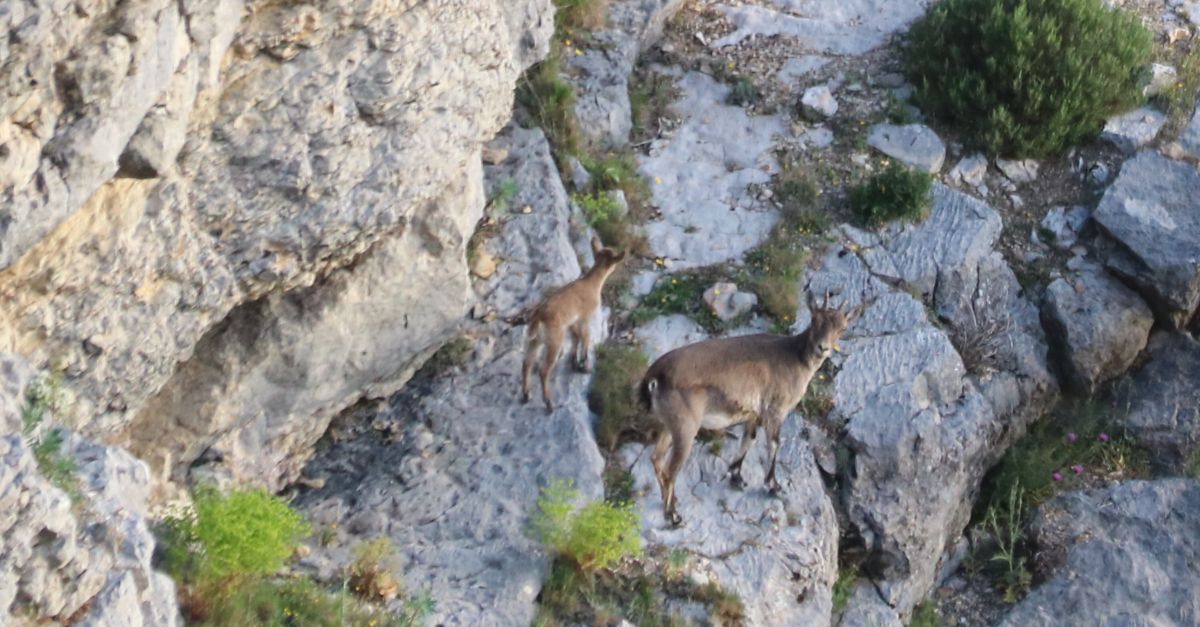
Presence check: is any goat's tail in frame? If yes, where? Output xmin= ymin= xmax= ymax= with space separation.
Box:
xmin=638 ymin=375 xmax=658 ymax=411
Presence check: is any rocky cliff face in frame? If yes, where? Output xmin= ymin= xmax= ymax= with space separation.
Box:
xmin=1 ymin=0 xmax=555 ymax=491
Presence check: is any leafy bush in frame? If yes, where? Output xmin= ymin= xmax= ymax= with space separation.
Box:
xmin=850 ymin=162 xmax=932 ymax=227
xmin=832 ymin=564 xmax=858 ymax=612
xmin=21 ymin=374 xmax=80 ymax=501
xmin=164 ymin=486 xmax=310 ymax=584
xmin=188 ymin=575 xmax=426 ymax=627
xmin=909 ymin=602 xmax=940 ymax=627
xmin=349 ymin=537 xmax=403 ymax=603
xmin=588 ymin=342 xmax=650 ymax=451
xmin=531 ymin=479 xmax=641 ymax=572
xmin=906 ymin=0 xmax=1152 ymax=156
xmin=575 ymin=191 xmax=633 ymax=251
xmin=518 ymin=54 xmax=582 ymax=155
xmin=746 ymin=228 xmax=811 ymax=324
xmin=726 ymin=77 xmax=761 ymax=107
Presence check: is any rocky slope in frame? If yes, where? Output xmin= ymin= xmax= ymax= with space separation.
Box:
xmin=1 ymin=0 xmax=556 ymax=495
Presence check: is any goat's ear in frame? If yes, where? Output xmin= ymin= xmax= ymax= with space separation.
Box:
xmin=591 ymin=235 xmax=603 ymax=255
xmin=805 ymin=290 xmax=817 ymax=311
xmin=614 ymin=249 xmax=627 ymax=262
xmin=846 ymin=303 xmax=864 ymax=322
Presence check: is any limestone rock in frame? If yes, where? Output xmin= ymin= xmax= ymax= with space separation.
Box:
xmin=995 ymin=158 xmax=1039 ymax=184
xmin=948 ymin=153 xmax=988 ymax=189
xmin=1 ymin=0 xmax=559 ymax=493
xmin=713 ymin=0 xmax=930 ymax=56
xmin=1040 ymin=206 xmax=1089 ymax=250
xmin=634 ymin=314 xmax=709 ymax=361
xmin=703 ymin=282 xmax=757 ymax=321
xmin=999 ymin=480 xmax=1200 ymax=627
xmin=1041 ymin=264 xmax=1154 ymax=394
xmin=641 ymin=70 xmax=784 ymax=269
xmin=1100 ymin=107 xmax=1167 ymax=154
xmin=619 ymin=416 xmax=838 ymax=626
xmin=1093 ymin=151 xmax=1200 ymax=328
xmin=1143 ymin=62 xmax=1178 ymax=97
xmin=800 ymin=85 xmax=839 ymax=119
xmin=867 ymin=123 xmax=946 ymax=173
xmin=1117 ymin=332 xmax=1200 ymax=472
xmin=292 ymin=126 xmax=605 ymax=626
xmin=1178 ymin=105 xmax=1200 ymax=161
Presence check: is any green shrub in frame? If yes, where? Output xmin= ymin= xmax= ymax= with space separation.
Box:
xmin=21 ymin=374 xmax=80 ymax=501
xmin=746 ymin=229 xmax=810 ymax=324
xmin=629 ymin=70 xmax=679 ymax=142
xmin=850 ymin=162 xmax=932 ymax=227
xmin=588 ymin=343 xmax=649 ymax=451
xmin=982 ymin=483 xmax=1033 ymax=603
xmin=489 ymin=179 xmax=519 ymax=211
xmin=349 ymin=537 xmax=403 ymax=603
xmin=909 ymin=602 xmax=941 ymax=627
xmin=831 ymin=564 xmax=858 ymax=612
xmin=165 ymin=486 xmax=310 ymax=583
xmin=575 ymin=191 xmax=634 ymax=251
xmin=518 ymin=54 xmax=582 ymax=155
xmin=726 ymin=77 xmax=761 ymax=107
xmin=906 ymin=0 xmax=1152 ymax=156
xmin=32 ymin=428 xmax=81 ymax=502
xmin=531 ymin=479 xmax=641 ymax=572
xmin=416 ymin=335 xmax=473 ymax=379
xmin=189 ymin=575 xmax=427 ymax=627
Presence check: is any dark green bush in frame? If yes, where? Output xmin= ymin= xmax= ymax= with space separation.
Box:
xmin=906 ymin=0 xmax=1152 ymax=156
xmin=530 ymin=479 xmax=641 ymax=572
xmin=850 ymin=162 xmax=932 ymax=227
xmin=588 ymin=342 xmax=650 ymax=450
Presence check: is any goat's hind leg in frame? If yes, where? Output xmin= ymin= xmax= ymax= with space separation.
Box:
xmin=763 ymin=413 xmax=786 ymax=496
xmin=728 ymin=420 xmax=758 ymax=490
xmin=539 ymin=325 xmax=565 ymax=413
xmin=521 ymin=325 xmax=541 ymax=404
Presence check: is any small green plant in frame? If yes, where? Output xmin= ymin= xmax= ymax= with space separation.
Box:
xmin=850 ymin=162 xmax=932 ymax=228
xmin=489 ymin=179 xmax=519 ymax=211
xmin=832 ymin=563 xmax=858 ymax=612
xmin=416 ymin=335 xmax=472 ymax=379
xmin=531 ymin=479 xmax=642 ymax=572
xmin=726 ymin=76 xmax=761 ymax=107
xmin=906 ymin=0 xmax=1153 ymax=156
xmin=745 ymin=228 xmax=811 ymax=325
xmin=21 ymin=372 xmax=71 ymax=432
xmin=887 ymin=93 xmax=919 ymax=125
xmin=574 ymin=191 xmax=637 ymax=252
xmin=1188 ymin=448 xmax=1200 ymax=479
xmin=349 ymin=537 xmax=402 ymax=603
xmin=983 ymin=484 xmax=1032 ymax=603
xmin=518 ymin=54 xmax=583 ymax=155
xmin=629 ymin=69 xmax=679 ymax=141
xmin=578 ymin=150 xmax=650 ymax=217
xmin=187 ymin=575 xmax=422 ymax=627
xmin=589 ymin=342 xmax=650 ymax=451
xmin=21 ymin=374 xmax=80 ymax=501
xmin=691 ymin=581 xmax=746 ymax=623
xmin=553 ymin=0 xmax=609 ymax=32
xmin=163 ymin=486 xmax=310 ymax=584
xmin=909 ymin=602 xmax=940 ymax=627
xmin=978 ymin=398 xmax=1149 ymax=516
xmin=32 ymin=428 xmax=81 ymax=502
xmin=629 ymin=272 xmax=727 ymax=332
xmin=796 ymin=367 xmax=835 ymax=421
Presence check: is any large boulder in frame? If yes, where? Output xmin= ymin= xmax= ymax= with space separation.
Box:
xmin=291 ymin=126 xmax=606 ymax=626
xmin=1040 ymin=264 xmax=1154 ymax=394
xmin=999 ymin=480 xmax=1200 ymax=627
xmin=803 ymin=185 xmax=1054 ymax=623
xmin=1117 ymin=332 xmax=1200 ymax=473
xmin=1093 ymin=151 xmax=1200 ymax=329
xmin=0 ymin=0 xmax=557 ymax=492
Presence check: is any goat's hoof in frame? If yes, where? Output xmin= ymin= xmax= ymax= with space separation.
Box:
xmin=544 ymin=403 xmax=555 ymax=414
xmin=767 ymin=483 xmax=785 ymax=498
xmin=521 ymin=392 xmax=531 ymax=404
xmin=666 ymin=510 xmax=684 ymax=528
xmin=729 ymin=474 xmax=746 ymax=491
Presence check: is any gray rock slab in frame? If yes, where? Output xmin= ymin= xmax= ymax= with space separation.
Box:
xmin=713 ymin=0 xmax=929 ymax=56
xmin=634 ymin=314 xmax=709 ymax=361
xmin=995 ymin=157 xmax=1039 ymax=184
xmin=1041 ymin=264 xmax=1154 ymax=394
xmin=1118 ymin=332 xmax=1200 ymax=472
xmin=1093 ymin=151 xmax=1200 ymax=328
xmin=999 ymin=480 xmax=1200 ymax=627
xmin=1179 ymin=104 xmax=1200 ymax=161
xmin=641 ymin=71 xmax=784 ymax=268
xmin=948 ymin=153 xmax=988 ymax=189
xmin=619 ymin=418 xmax=838 ymax=626
xmin=800 ymin=85 xmax=838 ymax=119
xmin=1040 ymin=206 xmax=1089 ymax=250
xmin=1100 ymin=106 xmax=1167 ymax=154
xmin=867 ymin=123 xmax=946 ymax=173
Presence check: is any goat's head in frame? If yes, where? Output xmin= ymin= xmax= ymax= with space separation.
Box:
xmin=590 ymin=235 xmax=627 ymax=274
xmin=804 ymin=290 xmax=863 ymax=359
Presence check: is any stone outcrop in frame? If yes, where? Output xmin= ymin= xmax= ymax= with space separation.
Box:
xmin=1118 ymin=332 xmax=1200 ymax=473
xmin=1 ymin=0 xmax=556 ymax=491
xmin=1093 ymin=150 xmax=1200 ymax=329
xmin=0 ymin=356 xmax=178 ymax=626
xmin=292 ymin=126 xmax=606 ymax=626
xmin=999 ymin=480 xmax=1200 ymax=627
xmin=866 ymin=123 xmax=946 ymax=173
xmin=1041 ymin=263 xmax=1154 ymax=394
xmin=804 ymin=185 xmax=1055 ymax=623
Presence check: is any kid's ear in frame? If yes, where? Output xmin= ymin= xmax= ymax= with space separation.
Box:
xmin=615 ymin=249 xmax=627 ymax=262
xmin=806 ymin=290 xmax=817 ymax=311
xmin=846 ymin=303 xmax=864 ymax=322
xmin=591 ymin=235 xmax=603 ymax=255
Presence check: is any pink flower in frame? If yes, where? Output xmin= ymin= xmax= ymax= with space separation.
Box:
xmin=1098 ymin=432 xmax=1111 ymax=443
xmin=1066 ymin=432 xmax=1078 ymax=443
xmin=1052 ymin=471 xmax=1063 ymax=482
xmin=1071 ymin=464 xmax=1084 ymax=475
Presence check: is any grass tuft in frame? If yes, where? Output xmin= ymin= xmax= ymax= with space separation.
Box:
xmin=832 ymin=563 xmax=858 ymax=613
xmin=850 ymin=162 xmax=932 ymax=228
xmin=588 ymin=342 xmax=650 ymax=451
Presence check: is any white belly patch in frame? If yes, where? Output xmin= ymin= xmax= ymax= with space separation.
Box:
xmin=701 ymin=410 xmax=747 ymax=430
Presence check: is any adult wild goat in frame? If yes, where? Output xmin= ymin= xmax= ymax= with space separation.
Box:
xmin=521 ymin=236 xmax=626 ymax=412
xmin=640 ymin=291 xmax=860 ymax=526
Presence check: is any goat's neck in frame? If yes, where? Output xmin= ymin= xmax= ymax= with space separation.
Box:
xmin=579 ymin=264 xmax=612 ymax=289
xmin=789 ymin=328 xmax=825 ymax=371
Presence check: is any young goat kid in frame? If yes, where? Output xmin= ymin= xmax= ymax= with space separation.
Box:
xmin=521 ymin=236 xmax=626 ymax=412
xmin=640 ymin=292 xmax=860 ymax=526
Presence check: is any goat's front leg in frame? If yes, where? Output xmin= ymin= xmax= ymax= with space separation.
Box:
xmin=572 ymin=321 xmax=591 ymax=372
xmin=763 ymin=413 xmax=785 ymax=496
